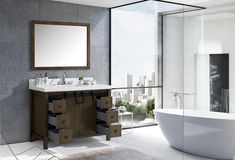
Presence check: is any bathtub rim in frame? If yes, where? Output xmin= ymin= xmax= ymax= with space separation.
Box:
xmin=154 ymin=109 xmax=235 ymax=121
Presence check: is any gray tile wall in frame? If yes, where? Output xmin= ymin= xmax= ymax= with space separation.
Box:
xmin=0 ymin=0 xmax=109 ymax=144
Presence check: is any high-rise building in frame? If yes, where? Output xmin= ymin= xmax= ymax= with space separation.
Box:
xmin=137 ymin=76 xmax=145 ymax=94
xmin=152 ymin=72 xmax=155 ymax=86
xmin=145 ymin=80 xmax=153 ymax=97
xmin=151 ymin=72 xmax=156 ymax=98
xmin=127 ymin=74 xmax=133 ymax=95
xmin=131 ymin=88 xmax=141 ymax=103
xmin=143 ymin=75 xmax=147 ymax=87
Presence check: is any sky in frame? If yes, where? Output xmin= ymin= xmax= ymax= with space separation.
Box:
xmin=110 ymin=1 xmax=192 ymax=88
xmin=111 ymin=8 xmax=157 ymax=88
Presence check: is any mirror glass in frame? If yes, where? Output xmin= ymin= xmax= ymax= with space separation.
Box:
xmin=32 ymin=21 xmax=90 ymax=69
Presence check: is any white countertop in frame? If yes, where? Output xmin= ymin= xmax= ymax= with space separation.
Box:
xmin=29 ymin=84 xmax=112 ymax=92
xmin=29 ymin=79 xmax=112 ymax=92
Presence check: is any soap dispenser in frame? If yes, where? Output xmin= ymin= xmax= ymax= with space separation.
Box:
xmin=44 ymin=73 xmax=48 ymax=85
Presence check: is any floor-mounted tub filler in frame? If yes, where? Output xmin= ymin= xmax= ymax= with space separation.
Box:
xmin=155 ymin=109 xmax=235 ymax=160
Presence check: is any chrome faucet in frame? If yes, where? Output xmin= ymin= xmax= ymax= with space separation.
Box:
xmin=171 ymin=92 xmax=194 ymax=109
xmin=173 ymin=92 xmax=182 ymax=109
xmin=62 ymin=72 xmax=68 ymax=85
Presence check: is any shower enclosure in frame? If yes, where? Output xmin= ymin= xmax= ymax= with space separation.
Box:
xmin=111 ymin=1 xmax=202 ymax=126
xmin=111 ymin=0 xmax=235 ymax=159
xmin=162 ymin=2 xmax=234 ymax=160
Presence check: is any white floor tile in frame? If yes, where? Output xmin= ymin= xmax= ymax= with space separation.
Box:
xmin=0 ymin=126 xmax=213 ymax=160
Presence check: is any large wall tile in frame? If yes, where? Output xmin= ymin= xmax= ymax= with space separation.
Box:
xmin=0 ymin=43 xmax=29 ymax=93
xmin=90 ymin=47 xmax=109 ymax=84
xmin=78 ymin=5 xmax=109 ymax=47
xmin=0 ymin=0 xmax=39 ymax=43
xmin=0 ymin=93 xmax=30 ymax=143
xmin=40 ymin=0 xmax=78 ymax=22
xmin=0 ymin=0 xmax=109 ymax=144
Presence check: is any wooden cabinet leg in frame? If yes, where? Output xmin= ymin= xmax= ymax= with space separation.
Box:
xmin=43 ymin=137 xmax=48 ymax=149
xmin=106 ymin=135 xmax=111 ymax=141
xmin=29 ymin=91 xmax=33 ymax=142
xmin=29 ymin=133 xmax=33 ymax=142
xmin=44 ymin=93 xmax=49 ymax=149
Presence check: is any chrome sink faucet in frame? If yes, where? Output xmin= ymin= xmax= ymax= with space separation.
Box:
xmin=62 ymin=72 xmax=68 ymax=85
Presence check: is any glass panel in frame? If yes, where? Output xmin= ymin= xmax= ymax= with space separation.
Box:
xmin=162 ymin=11 xmax=185 ymax=160
xmin=163 ymin=14 xmax=184 ymax=109
xmin=111 ymin=1 xmax=162 ymax=128
xmin=112 ymin=1 xmax=204 ymax=159
xmin=111 ymin=1 xmax=200 ymax=89
xmin=111 ymin=1 xmax=157 ymax=88
xmin=183 ymin=5 xmax=235 ymax=160
xmin=112 ymin=88 xmax=161 ymax=128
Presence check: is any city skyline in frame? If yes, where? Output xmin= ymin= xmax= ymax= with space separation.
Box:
xmin=127 ymin=72 xmax=156 ymax=88
xmin=112 ymin=72 xmax=156 ymax=106
xmin=111 ymin=8 xmax=157 ymax=88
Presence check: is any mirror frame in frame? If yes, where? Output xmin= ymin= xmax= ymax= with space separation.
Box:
xmin=31 ymin=20 xmax=90 ymax=70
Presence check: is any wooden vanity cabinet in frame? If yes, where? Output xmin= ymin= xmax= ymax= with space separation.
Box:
xmin=65 ymin=94 xmax=97 ymax=136
xmin=30 ymin=91 xmax=49 ymax=149
xmin=30 ymin=89 xmax=113 ymax=149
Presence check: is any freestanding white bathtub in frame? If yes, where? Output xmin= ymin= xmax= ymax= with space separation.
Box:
xmin=155 ymin=109 xmax=235 ymax=160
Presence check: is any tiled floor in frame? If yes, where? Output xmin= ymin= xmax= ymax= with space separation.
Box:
xmin=0 ymin=126 xmax=213 ymax=160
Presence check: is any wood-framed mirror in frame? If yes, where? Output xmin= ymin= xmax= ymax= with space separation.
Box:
xmin=31 ymin=20 xmax=90 ymax=70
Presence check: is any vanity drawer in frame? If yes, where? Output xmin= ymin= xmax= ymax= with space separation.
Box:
xmin=48 ymin=99 xmax=66 ymax=113
xmin=48 ymin=129 xmax=73 ymax=144
xmin=48 ymin=114 xmax=71 ymax=129
xmin=97 ymin=110 xmax=118 ymax=124
xmin=97 ymin=124 xmax=121 ymax=138
xmin=97 ymin=97 xmax=112 ymax=109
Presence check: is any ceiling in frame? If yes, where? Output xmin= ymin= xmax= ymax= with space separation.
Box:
xmin=51 ymin=0 xmax=143 ymax=8
xmin=51 ymin=0 xmax=235 ymax=8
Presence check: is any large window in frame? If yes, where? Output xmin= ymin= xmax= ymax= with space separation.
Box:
xmin=110 ymin=1 xmax=199 ymax=128
xmin=111 ymin=1 xmax=161 ymax=127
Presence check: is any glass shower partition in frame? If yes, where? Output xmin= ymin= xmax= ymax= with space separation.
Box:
xmin=111 ymin=1 xmax=204 ymax=159
xmin=161 ymin=5 xmax=198 ymax=160
xmin=181 ymin=6 xmax=234 ymax=159
xmin=111 ymin=1 xmax=163 ymax=128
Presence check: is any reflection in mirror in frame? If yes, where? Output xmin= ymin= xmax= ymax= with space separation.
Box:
xmin=31 ymin=21 xmax=90 ymax=70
